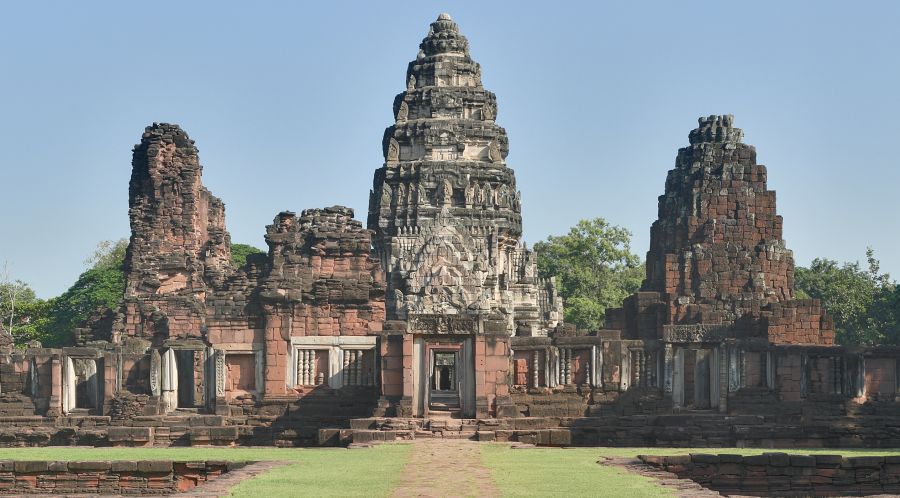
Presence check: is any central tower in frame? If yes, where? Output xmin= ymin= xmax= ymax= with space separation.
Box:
xmin=368 ymin=14 xmax=560 ymax=337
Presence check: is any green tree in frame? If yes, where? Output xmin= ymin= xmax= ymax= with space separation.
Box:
xmin=43 ymin=240 xmax=128 ymax=346
xmin=0 ymin=276 xmax=42 ymax=343
xmin=795 ymin=248 xmax=900 ymax=346
xmin=231 ymin=243 xmax=265 ymax=268
xmin=12 ymin=298 xmax=54 ymax=344
xmin=534 ymin=218 xmax=644 ymax=332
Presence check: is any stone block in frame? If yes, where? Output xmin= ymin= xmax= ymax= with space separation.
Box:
xmin=765 ymin=453 xmax=791 ymax=466
xmin=137 ymin=460 xmax=173 ymax=473
xmin=477 ymin=431 xmax=495 ymax=442
xmin=690 ymin=454 xmax=719 ymax=464
xmin=111 ymin=460 xmax=138 ymax=472
xmin=790 ymin=455 xmax=816 ymax=467
xmin=815 ymin=455 xmax=844 ymax=466
xmin=68 ymin=460 xmax=111 ymax=471
xmin=14 ymin=460 xmax=48 ymax=473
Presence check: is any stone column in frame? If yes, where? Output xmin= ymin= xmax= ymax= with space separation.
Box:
xmin=104 ymin=352 xmax=118 ymax=415
xmin=149 ymin=349 xmax=161 ymax=397
xmin=63 ymin=356 xmax=76 ymax=414
xmin=672 ymin=348 xmax=684 ymax=407
xmin=663 ymin=345 xmax=674 ymax=393
xmin=262 ymin=306 xmax=291 ymax=398
xmin=47 ymin=354 xmax=62 ymax=417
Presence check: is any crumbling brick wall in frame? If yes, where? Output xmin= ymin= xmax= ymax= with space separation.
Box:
xmin=607 ymin=115 xmax=834 ymax=345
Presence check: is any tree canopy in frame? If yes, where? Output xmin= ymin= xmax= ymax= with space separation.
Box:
xmin=2 ymin=239 xmax=270 ymax=346
xmin=231 ymin=243 xmax=265 ymax=269
xmin=534 ymin=218 xmax=644 ymax=332
xmin=795 ymin=248 xmax=900 ymax=346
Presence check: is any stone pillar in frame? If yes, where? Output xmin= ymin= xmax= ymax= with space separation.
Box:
xmin=263 ymin=310 xmax=291 ymax=397
xmin=549 ymin=347 xmax=558 ymax=388
xmin=474 ymin=336 xmax=489 ymax=418
xmin=213 ymin=349 xmax=227 ymax=415
xmin=672 ymin=348 xmax=684 ymax=407
xmin=663 ymin=345 xmax=674 ymax=393
xmin=800 ymin=353 xmax=809 ymax=399
xmin=403 ymin=336 xmax=419 ymax=417
xmin=160 ymin=348 xmax=178 ymax=412
xmin=47 ymin=354 xmax=62 ymax=417
xmin=103 ymin=352 xmax=118 ymax=415
xmin=62 ymin=357 xmax=76 ymax=414
xmin=727 ymin=346 xmax=742 ymax=393
xmin=149 ymin=349 xmax=161 ymax=397
xmin=855 ymin=354 xmax=866 ymax=398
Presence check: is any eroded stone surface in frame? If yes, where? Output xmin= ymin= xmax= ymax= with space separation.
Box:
xmin=367 ymin=14 xmax=562 ymax=336
xmin=607 ymin=115 xmax=834 ymax=346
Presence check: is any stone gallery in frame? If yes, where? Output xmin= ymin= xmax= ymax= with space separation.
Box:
xmin=0 ymin=14 xmax=896 ymax=448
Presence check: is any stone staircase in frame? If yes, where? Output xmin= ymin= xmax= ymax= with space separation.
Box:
xmin=344 ymin=417 xmax=500 ymax=445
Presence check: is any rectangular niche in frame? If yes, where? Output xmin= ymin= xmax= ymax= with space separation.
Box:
xmin=225 ymin=353 xmax=258 ymax=398
xmin=865 ymin=358 xmax=897 ymax=396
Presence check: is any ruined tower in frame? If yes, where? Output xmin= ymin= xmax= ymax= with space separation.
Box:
xmin=123 ymin=123 xmax=234 ymax=341
xmin=367 ymin=13 xmax=561 ymax=336
xmin=608 ymin=115 xmax=834 ymax=345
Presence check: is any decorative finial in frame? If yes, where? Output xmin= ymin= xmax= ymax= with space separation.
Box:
xmin=688 ymin=114 xmax=743 ymax=145
xmin=437 ymin=13 xmax=452 ymax=21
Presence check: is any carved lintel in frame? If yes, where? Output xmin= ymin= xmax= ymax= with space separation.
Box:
xmin=662 ymin=324 xmax=729 ymax=343
xmin=408 ymin=314 xmax=477 ymax=335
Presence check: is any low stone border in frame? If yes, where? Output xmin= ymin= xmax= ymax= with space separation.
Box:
xmin=0 ymin=459 xmax=270 ymax=495
xmin=179 ymin=461 xmax=289 ymax=497
xmin=609 ymin=453 xmax=900 ymax=497
xmin=600 ymin=456 xmax=721 ymax=498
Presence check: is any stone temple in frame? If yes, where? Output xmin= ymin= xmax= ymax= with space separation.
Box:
xmin=0 ymin=14 xmax=898 ymax=448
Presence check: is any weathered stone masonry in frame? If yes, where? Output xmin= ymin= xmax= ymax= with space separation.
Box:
xmin=0 ymin=14 xmax=897 ymax=448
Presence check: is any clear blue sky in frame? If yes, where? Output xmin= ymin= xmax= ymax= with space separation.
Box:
xmin=1 ymin=1 xmax=898 ymax=298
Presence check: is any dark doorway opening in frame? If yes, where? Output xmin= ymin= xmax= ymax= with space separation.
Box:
xmin=175 ymin=349 xmax=202 ymax=409
xmin=429 ymin=351 xmax=459 ymax=411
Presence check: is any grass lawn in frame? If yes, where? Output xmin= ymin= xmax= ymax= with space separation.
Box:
xmin=481 ymin=446 xmax=900 ymax=498
xmin=482 ymin=445 xmax=667 ymax=497
xmin=0 ymin=444 xmax=897 ymax=497
xmin=0 ymin=445 xmax=410 ymax=498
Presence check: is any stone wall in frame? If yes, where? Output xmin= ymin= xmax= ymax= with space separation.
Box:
xmin=0 ymin=460 xmax=239 ymax=495
xmin=259 ymin=207 xmax=385 ymax=397
xmin=607 ymin=115 xmax=834 ymax=346
xmin=123 ymin=123 xmax=234 ymax=343
xmin=640 ymin=453 xmax=900 ymax=497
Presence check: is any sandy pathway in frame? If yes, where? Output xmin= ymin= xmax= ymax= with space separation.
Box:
xmin=391 ymin=439 xmax=501 ymax=498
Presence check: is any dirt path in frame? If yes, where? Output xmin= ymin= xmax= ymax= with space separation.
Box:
xmin=391 ymin=439 xmax=501 ymax=498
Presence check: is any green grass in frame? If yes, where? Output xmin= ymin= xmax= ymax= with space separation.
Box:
xmin=481 ymin=446 xmax=900 ymax=498
xmin=482 ymin=445 xmax=669 ymax=497
xmin=0 ymin=444 xmax=897 ymax=497
xmin=0 ymin=445 xmax=411 ymax=498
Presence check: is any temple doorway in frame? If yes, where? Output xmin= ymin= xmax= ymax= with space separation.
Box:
xmin=672 ymin=347 xmax=719 ymax=410
xmin=174 ymin=349 xmax=204 ymax=409
xmin=429 ymin=351 xmax=460 ymax=412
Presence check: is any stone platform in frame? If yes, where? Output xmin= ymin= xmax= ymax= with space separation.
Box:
xmin=0 ymin=459 xmax=252 ymax=495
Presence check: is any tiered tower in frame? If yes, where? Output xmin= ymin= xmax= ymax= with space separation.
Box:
xmin=367 ymin=14 xmax=561 ymax=335
xmin=608 ymin=115 xmax=833 ymax=345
